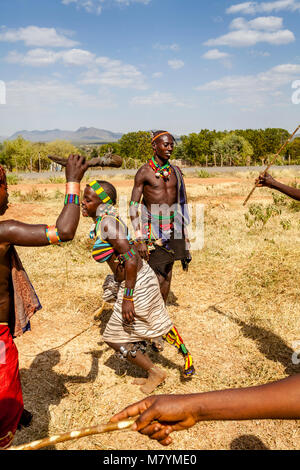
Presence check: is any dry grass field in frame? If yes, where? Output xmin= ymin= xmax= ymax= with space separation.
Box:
xmin=4 ymin=169 xmax=300 ymax=450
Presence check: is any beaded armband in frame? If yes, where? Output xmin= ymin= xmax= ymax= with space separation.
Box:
xmin=115 ymin=247 xmax=136 ymax=265
xmin=65 ymin=182 xmax=80 ymax=206
xmin=130 ymin=201 xmax=139 ymax=207
xmin=64 ymin=194 xmax=80 ymax=206
xmin=46 ymin=226 xmax=61 ymax=245
xmin=124 ymin=288 xmax=134 ymax=298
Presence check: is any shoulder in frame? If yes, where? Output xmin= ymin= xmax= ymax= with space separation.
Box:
xmin=134 ymin=163 xmax=150 ymax=181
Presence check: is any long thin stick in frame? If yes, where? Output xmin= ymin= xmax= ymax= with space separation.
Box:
xmin=243 ymin=125 xmax=300 ymax=206
xmin=8 ymin=418 xmax=137 ymax=451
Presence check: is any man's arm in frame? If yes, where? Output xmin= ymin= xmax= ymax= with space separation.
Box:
xmin=129 ymin=166 xmax=149 ymax=260
xmin=0 ymin=155 xmax=88 ymax=246
xmin=111 ymin=374 xmax=300 ymax=446
xmin=256 ymin=173 xmax=300 ymax=201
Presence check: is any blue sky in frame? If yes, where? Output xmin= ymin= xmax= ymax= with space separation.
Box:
xmin=0 ymin=0 xmax=299 ymax=136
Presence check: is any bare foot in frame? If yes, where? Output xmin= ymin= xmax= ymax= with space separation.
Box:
xmin=140 ymin=367 xmax=167 ymax=394
xmin=132 ymin=378 xmax=147 ymax=385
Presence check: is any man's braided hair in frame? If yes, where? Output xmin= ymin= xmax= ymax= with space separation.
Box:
xmin=0 ymin=165 xmax=6 ymax=185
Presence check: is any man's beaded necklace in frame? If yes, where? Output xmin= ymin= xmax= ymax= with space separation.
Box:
xmin=148 ymin=156 xmax=172 ymax=181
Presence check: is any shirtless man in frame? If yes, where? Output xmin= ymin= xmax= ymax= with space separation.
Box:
xmin=0 ymin=155 xmax=87 ymax=448
xmin=129 ymin=130 xmax=194 ymax=376
xmin=130 ymin=130 xmax=191 ymax=304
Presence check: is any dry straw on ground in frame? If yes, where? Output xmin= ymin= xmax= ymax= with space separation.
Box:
xmin=4 ymin=170 xmax=300 ymax=450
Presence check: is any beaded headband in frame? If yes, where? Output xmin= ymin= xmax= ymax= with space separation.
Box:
xmin=151 ymin=132 xmax=172 ymax=143
xmin=88 ymin=180 xmax=113 ymax=206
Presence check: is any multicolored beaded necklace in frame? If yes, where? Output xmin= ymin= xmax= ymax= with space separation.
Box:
xmin=148 ymin=156 xmax=172 ymax=181
xmin=89 ymin=204 xmax=116 ymax=240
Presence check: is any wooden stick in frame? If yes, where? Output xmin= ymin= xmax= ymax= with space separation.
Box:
xmin=8 ymin=418 xmax=137 ymax=451
xmin=243 ymin=125 xmax=300 ymax=206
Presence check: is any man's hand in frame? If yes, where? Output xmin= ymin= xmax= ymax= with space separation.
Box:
xmin=255 ymin=172 xmax=277 ymax=188
xmin=66 ymin=154 xmax=88 ymax=183
xmin=122 ymin=299 xmax=135 ymax=324
xmin=110 ymin=395 xmax=199 ymax=446
xmin=135 ymin=241 xmax=149 ymax=261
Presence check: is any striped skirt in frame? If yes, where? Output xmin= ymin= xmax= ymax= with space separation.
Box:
xmin=102 ymin=261 xmax=173 ymax=343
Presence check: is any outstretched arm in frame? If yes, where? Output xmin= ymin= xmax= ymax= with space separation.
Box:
xmin=0 ymin=155 xmax=88 ymax=246
xmin=111 ymin=374 xmax=300 ymax=446
xmin=256 ymin=173 xmax=300 ymax=201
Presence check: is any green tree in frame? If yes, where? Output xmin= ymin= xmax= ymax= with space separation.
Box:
xmin=119 ymin=131 xmax=152 ymax=162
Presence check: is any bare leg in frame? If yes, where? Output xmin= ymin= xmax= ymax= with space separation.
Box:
xmin=106 ymin=341 xmax=167 ymax=394
xmin=163 ymin=326 xmax=195 ymax=377
xmin=157 ymin=264 xmax=173 ymax=304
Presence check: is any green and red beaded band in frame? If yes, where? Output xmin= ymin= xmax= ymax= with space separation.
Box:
xmin=64 ymin=194 xmax=80 ymax=206
xmin=116 ymin=247 xmax=136 ymax=264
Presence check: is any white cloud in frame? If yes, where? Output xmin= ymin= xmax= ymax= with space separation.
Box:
xmin=195 ymin=63 xmax=300 ymax=107
xmin=5 ymin=47 xmax=147 ymax=89
xmin=130 ymin=91 xmax=187 ymax=107
xmin=203 ymin=49 xmax=230 ymax=60
xmin=230 ymin=16 xmax=283 ymax=30
xmin=205 ymin=21 xmax=295 ymax=47
xmin=5 ymin=79 xmax=116 ymax=109
xmin=152 ymin=72 xmax=163 ymax=78
xmin=6 ymin=48 xmax=96 ymax=67
xmin=81 ymin=57 xmax=147 ymax=89
xmin=168 ymin=59 xmax=184 ymax=70
xmin=62 ymin=0 xmax=150 ymax=15
xmin=226 ymin=1 xmax=300 ymax=15
xmin=0 ymin=26 xmax=78 ymax=48
xmin=153 ymin=43 xmax=180 ymax=51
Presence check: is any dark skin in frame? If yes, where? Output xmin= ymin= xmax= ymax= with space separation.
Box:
xmin=111 ymin=374 xmax=300 ymax=446
xmin=256 ymin=172 xmax=300 ymax=201
xmin=0 ymin=154 xmax=88 ymax=324
xmin=130 ymin=134 xmax=178 ymax=302
xmin=82 ymin=186 xmax=167 ymax=393
xmin=111 ymin=174 xmax=300 ymax=445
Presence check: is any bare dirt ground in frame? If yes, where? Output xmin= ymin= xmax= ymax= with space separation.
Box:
xmin=3 ymin=170 xmax=300 ymax=450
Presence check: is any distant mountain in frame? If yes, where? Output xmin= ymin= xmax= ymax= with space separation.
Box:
xmin=0 ymin=136 xmax=8 ymax=142
xmin=8 ymin=127 xmax=123 ymax=143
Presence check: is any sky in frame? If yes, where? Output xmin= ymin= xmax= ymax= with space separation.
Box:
xmin=0 ymin=0 xmax=299 ymax=136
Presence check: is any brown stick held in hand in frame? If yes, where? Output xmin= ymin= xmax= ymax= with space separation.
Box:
xmin=243 ymin=125 xmax=300 ymax=206
xmin=8 ymin=418 xmax=137 ymax=450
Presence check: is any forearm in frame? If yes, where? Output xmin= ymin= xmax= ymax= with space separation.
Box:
xmin=56 ymin=204 xmax=80 ymax=241
xmin=124 ymin=258 xmax=138 ymax=290
xmin=192 ymin=374 xmax=300 ymax=422
xmin=270 ymin=180 xmax=300 ymax=201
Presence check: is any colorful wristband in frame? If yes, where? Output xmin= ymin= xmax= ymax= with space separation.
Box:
xmin=124 ymin=288 xmax=134 ymax=298
xmin=46 ymin=226 xmax=61 ymax=245
xmin=116 ymin=247 xmax=136 ymax=264
xmin=66 ymin=182 xmax=80 ymax=196
xmin=123 ymin=297 xmax=134 ymax=302
xmin=130 ymin=201 xmax=139 ymax=207
xmin=64 ymin=194 xmax=80 ymax=206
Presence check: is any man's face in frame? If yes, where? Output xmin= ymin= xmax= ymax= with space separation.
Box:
xmin=153 ymin=134 xmax=174 ymax=161
xmin=81 ymin=185 xmax=101 ymax=218
xmin=0 ymin=183 xmax=8 ymax=215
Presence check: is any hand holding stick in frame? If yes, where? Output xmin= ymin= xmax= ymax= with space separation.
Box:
xmin=8 ymin=418 xmax=137 ymax=450
xmin=243 ymin=125 xmax=300 ymax=206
